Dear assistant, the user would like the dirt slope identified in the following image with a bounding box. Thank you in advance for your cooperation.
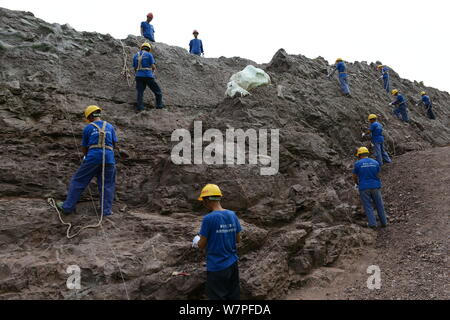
[286,146,450,300]
[0,7,449,299]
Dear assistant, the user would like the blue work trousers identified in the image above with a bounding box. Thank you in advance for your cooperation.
[136,77,163,110]
[339,73,350,94]
[62,161,116,216]
[394,104,409,122]
[425,105,436,120]
[383,76,390,93]
[373,142,391,166]
[359,188,387,227]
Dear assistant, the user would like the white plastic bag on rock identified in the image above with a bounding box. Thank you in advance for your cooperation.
[225,65,271,98]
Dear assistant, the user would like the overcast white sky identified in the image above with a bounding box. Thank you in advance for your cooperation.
[2,0,450,92]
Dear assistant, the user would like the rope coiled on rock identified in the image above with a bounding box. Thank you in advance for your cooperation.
[119,39,133,87]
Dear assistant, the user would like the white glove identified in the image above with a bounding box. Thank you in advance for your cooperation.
[389,102,393,106]
[354,184,359,191]
[361,133,366,137]
[415,103,418,107]
[192,235,200,248]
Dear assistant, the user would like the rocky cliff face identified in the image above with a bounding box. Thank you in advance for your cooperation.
[0,7,449,299]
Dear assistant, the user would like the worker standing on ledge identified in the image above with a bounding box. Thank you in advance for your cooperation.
[366,114,392,166]
[56,106,118,216]
[377,64,390,93]
[133,42,164,111]
[390,89,409,122]
[328,58,351,97]
[416,91,436,120]
[141,12,155,42]
[189,30,204,56]
[353,147,388,229]
[192,184,242,300]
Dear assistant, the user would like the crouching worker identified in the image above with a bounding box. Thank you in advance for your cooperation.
[57,105,118,216]
[353,147,388,228]
[192,184,242,300]
[390,89,409,122]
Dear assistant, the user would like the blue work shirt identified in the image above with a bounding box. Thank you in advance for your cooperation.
[82,120,118,165]
[141,21,155,42]
[422,95,431,106]
[189,39,204,55]
[370,121,385,143]
[336,61,346,74]
[133,51,155,78]
[199,210,242,272]
[382,66,389,79]
[393,94,406,106]
[353,158,382,191]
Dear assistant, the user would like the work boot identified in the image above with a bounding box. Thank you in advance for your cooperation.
[95,207,112,217]
[56,201,74,215]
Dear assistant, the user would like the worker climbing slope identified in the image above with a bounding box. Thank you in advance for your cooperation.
[390,89,409,122]
[56,106,118,216]
[377,64,390,93]
[189,30,204,56]
[416,91,436,120]
[366,114,392,166]
[329,58,351,97]
[353,147,388,229]
[141,12,155,43]
[193,184,242,300]
[133,42,164,111]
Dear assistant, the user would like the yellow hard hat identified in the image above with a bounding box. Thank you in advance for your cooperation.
[198,184,223,201]
[141,42,152,50]
[336,58,343,63]
[356,147,370,157]
[420,91,426,96]
[368,114,377,121]
[391,89,399,95]
[377,65,384,69]
[84,105,101,119]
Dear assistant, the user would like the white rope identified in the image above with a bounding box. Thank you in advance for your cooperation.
[119,39,133,87]
[48,197,102,239]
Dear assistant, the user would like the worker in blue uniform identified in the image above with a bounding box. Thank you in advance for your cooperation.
[329,58,351,97]
[416,91,436,120]
[133,42,164,111]
[57,105,118,216]
[353,147,388,228]
[189,30,204,56]
[141,12,155,42]
[193,184,242,300]
[366,114,392,166]
[377,65,390,93]
[390,89,409,122]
